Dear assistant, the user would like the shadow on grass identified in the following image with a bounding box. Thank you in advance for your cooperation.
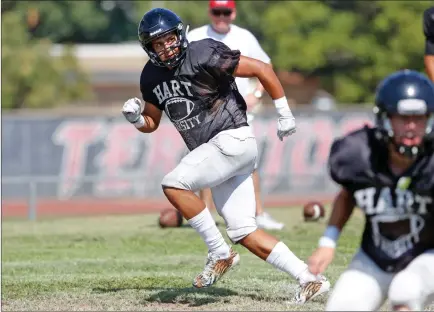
[157,221,223,229]
[143,286,238,307]
[91,277,302,307]
[93,284,238,307]
[141,286,314,307]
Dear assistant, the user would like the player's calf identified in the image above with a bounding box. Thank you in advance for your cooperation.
[162,186,205,219]
[162,187,232,270]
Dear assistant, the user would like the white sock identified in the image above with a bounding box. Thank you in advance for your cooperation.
[266,241,317,284]
[187,208,231,259]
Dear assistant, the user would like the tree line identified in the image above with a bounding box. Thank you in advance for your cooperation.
[1,0,429,109]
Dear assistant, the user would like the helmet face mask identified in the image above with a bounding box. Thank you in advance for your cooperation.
[138,9,188,68]
[374,70,434,159]
[149,32,180,63]
[383,113,431,156]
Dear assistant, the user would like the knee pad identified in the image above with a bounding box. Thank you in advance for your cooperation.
[225,217,257,244]
[161,170,191,191]
[389,271,424,311]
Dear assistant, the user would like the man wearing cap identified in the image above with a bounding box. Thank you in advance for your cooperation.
[188,0,285,231]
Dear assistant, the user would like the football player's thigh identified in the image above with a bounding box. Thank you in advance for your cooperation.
[211,173,256,243]
[326,250,393,311]
[162,127,257,192]
[410,249,434,295]
[163,137,254,192]
[163,142,229,192]
[393,249,434,308]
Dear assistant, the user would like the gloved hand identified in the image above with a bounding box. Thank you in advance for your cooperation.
[122,97,143,124]
[277,115,296,141]
[274,97,297,141]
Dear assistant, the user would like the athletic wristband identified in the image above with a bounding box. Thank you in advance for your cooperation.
[273,96,294,118]
[319,237,337,248]
[318,225,341,248]
[133,115,145,129]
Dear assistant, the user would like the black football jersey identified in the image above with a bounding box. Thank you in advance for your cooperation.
[329,126,434,272]
[424,6,434,55]
[140,38,249,151]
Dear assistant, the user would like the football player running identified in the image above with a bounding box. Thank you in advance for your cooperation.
[187,0,285,231]
[122,8,329,303]
[308,70,434,311]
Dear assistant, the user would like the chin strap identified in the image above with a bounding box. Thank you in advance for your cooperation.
[375,111,430,160]
[392,142,421,159]
[375,128,423,160]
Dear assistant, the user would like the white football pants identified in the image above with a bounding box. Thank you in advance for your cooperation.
[161,126,258,243]
[326,249,434,311]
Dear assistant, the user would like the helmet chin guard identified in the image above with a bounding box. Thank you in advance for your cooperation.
[374,107,434,159]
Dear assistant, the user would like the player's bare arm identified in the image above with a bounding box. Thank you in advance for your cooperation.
[244,62,272,111]
[234,56,284,100]
[250,63,275,105]
[251,61,273,96]
[121,98,162,133]
[425,55,434,82]
[234,56,296,140]
[308,188,355,275]
[137,102,163,133]
[327,187,355,232]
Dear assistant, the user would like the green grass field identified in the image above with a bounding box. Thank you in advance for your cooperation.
[2,206,432,311]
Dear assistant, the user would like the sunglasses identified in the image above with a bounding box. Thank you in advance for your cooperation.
[211,9,232,17]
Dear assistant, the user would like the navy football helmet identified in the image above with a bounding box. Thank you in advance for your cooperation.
[374,69,434,158]
[138,8,188,67]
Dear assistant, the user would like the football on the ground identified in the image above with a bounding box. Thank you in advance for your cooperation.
[158,208,184,228]
[303,201,325,222]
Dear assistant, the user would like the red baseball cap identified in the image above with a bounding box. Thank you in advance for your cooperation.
[209,0,236,10]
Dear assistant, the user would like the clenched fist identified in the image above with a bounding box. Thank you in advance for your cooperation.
[122,97,143,124]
